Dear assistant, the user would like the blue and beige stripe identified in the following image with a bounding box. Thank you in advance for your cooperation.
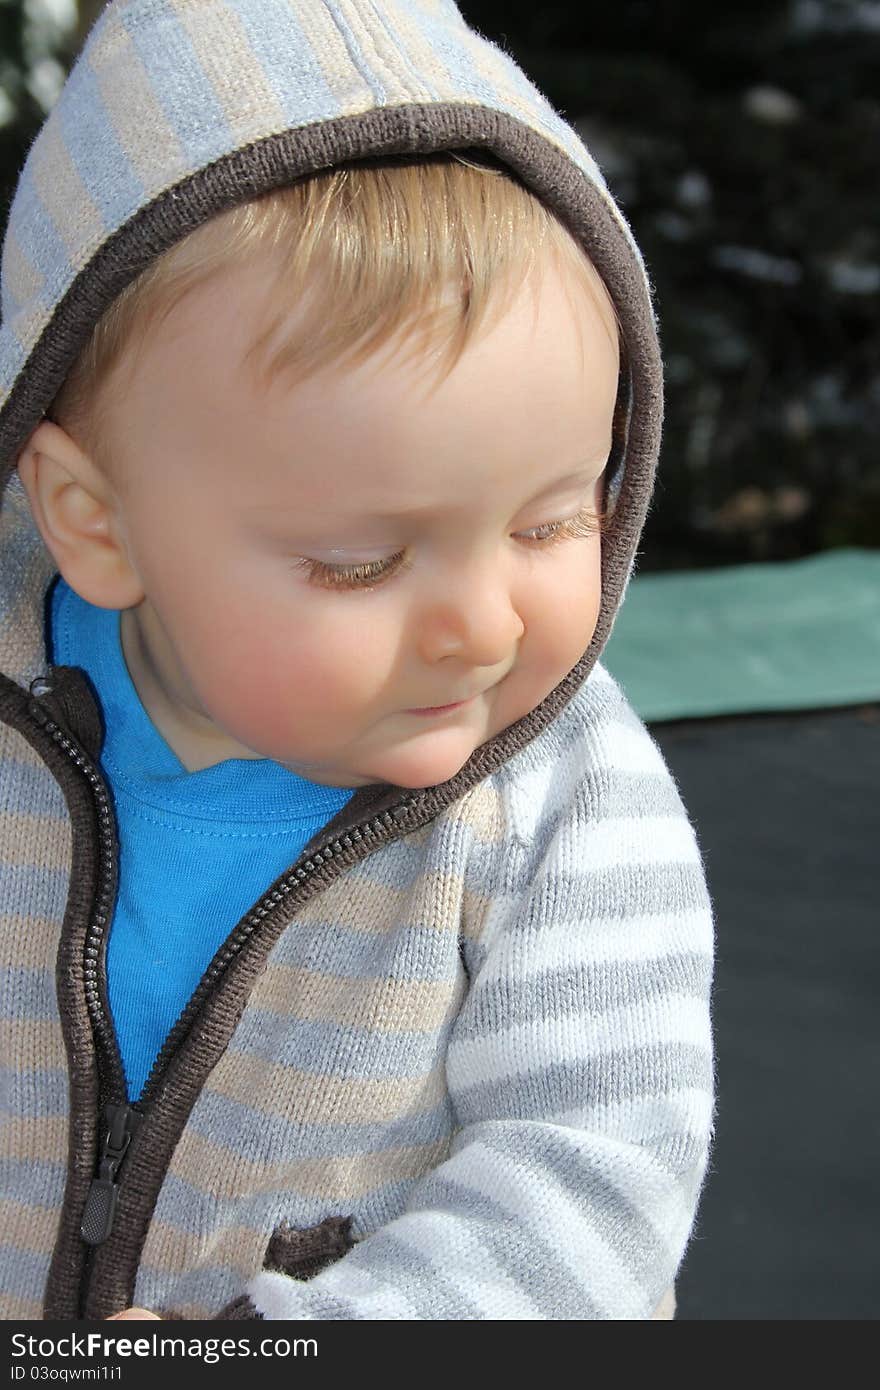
[142,1157,447,1261]
[0,478,58,685]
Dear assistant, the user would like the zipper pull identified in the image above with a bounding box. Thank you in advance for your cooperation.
[28,675,54,727]
[80,1103,140,1246]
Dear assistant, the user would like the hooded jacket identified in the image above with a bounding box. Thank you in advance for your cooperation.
[0,0,714,1320]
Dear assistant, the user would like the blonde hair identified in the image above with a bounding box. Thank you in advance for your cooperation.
[50,150,621,472]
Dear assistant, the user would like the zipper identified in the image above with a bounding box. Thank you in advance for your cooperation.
[27,676,134,1318]
[27,673,417,1316]
[28,677,125,1102]
[80,1101,141,1244]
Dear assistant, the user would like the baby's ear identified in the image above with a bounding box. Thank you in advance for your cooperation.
[17,419,144,610]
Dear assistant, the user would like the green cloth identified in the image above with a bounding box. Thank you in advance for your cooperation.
[603,548,880,722]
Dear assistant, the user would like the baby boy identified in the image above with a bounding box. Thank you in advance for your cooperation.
[0,0,714,1320]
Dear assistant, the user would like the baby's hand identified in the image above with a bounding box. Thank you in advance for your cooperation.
[106,1308,161,1320]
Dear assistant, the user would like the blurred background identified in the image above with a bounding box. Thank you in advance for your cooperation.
[1,0,877,1320]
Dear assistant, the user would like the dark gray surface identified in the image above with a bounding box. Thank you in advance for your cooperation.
[651,705,880,1320]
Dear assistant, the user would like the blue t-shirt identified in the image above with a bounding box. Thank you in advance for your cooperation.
[49,578,357,1100]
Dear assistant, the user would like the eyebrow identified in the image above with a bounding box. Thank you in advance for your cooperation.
[338,463,605,521]
[244,461,606,522]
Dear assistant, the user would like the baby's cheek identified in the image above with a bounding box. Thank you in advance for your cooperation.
[280,623,386,709]
[203,621,378,747]
[549,549,603,656]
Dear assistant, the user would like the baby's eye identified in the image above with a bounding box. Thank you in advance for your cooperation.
[291,505,606,591]
[291,554,412,590]
[519,508,605,545]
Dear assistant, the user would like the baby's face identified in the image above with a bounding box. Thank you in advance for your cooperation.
[109,248,619,788]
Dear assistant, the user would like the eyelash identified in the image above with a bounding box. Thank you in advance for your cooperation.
[290,505,608,592]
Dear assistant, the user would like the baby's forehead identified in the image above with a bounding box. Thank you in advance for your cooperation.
[155,235,618,381]
[102,239,619,499]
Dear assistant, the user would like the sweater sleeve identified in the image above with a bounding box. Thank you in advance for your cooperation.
[216,699,716,1321]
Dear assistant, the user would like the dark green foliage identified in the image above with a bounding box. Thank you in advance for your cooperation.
[462,1,880,567]
[0,2,44,229]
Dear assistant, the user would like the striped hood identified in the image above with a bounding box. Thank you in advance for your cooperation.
[0,0,662,741]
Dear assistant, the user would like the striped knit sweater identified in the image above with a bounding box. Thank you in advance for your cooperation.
[0,1,715,1320]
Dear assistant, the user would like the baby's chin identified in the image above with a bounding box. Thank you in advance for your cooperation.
[362,727,497,791]
[274,732,482,792]
[251,692,522,790]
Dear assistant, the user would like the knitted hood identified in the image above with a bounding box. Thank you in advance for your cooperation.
[0,0,663,788]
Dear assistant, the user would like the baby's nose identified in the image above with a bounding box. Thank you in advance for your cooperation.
[416,568,525,668]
